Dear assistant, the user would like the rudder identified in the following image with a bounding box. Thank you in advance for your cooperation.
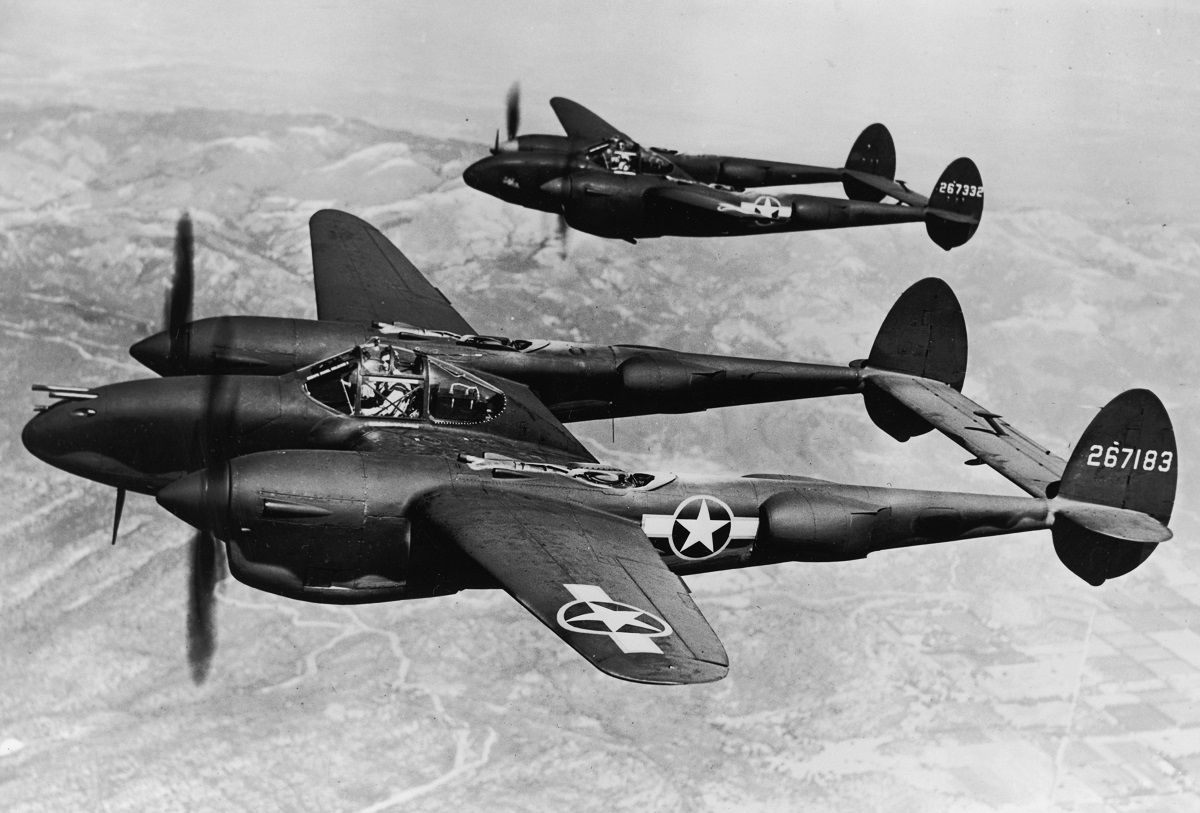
[1052,389,1176,585]
[842,123,896,203]
[862,278,967,441]
[925,157,984,251]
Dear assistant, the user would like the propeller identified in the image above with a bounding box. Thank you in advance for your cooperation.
[505,81,521,142]
[163,212,226,684]
[186,317,231,685]
[165,213,194,370]
[187,527,221,684]
[112,213,195,546]
[491,82,522,155]
[557,213,569,260]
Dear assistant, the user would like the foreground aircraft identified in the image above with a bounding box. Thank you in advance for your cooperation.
[462,90,984,250]
[23,230,1175,684]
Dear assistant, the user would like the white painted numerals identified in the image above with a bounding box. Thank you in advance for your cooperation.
[937,182,983,198]
[1085,445,1173,472]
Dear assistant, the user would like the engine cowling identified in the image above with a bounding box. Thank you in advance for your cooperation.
[157,450,488,604]
[754,491,880,563]
[618,355,724,413]
[559,172,651,238]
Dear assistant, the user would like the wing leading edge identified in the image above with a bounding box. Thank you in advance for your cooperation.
[414,487,728,684]
[309,209,475,334]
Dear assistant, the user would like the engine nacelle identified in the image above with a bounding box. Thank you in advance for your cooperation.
[560,172,651,238]
[160,451,487,604]
[754,491,880,563]
[618,355,724,413]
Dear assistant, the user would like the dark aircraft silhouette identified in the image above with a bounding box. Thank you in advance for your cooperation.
[23,219,1173,685]
[462,91,984,250]
[129,210,903,424]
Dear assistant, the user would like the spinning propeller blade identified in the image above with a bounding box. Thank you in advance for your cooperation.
[186,312,231,685]
[166,214,194,369]
[158,211,227,684]
[505,81,521,142]
[187,528,220,684]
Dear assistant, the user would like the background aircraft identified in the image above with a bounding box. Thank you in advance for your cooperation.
[463,89,983,250]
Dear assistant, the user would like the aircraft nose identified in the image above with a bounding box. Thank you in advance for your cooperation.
[130,330,173,375]
[462,159,491,191]
[21,406,63,465]
[22,392,101,465]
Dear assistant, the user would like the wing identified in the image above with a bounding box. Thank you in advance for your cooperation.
[646,185,791,223]
[864,368,1066,498]
[549,97,630,142]
[414,487,728,684]
[309,209,475,333]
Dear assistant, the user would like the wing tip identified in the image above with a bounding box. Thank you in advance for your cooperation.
[595,654,729,685]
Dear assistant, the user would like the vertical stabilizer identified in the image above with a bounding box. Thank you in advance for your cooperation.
[1052,389,1176,585]
[842,123,896,202]
[862,278,967,441]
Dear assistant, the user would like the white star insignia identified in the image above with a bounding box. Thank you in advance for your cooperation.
[676,499,730,553]
[571,602,659,633]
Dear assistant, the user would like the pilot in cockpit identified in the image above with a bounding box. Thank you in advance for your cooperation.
[351,346,421,419]
[608,138,637,173]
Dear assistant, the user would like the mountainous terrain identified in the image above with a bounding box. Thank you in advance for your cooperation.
[1,105,1197,812]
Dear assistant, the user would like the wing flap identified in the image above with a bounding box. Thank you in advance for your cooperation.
[310,209,475,333]
[865,369,1066,497]
[415,488,728,684]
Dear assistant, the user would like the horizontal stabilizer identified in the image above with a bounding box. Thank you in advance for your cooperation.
[868,377,1175,586]
[1051,498,1172,544]
[841,170,928,207]
[862,370,1065,497]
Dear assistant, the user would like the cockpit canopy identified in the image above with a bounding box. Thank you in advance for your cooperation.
[302,342,505,425]
[585,137,674,176]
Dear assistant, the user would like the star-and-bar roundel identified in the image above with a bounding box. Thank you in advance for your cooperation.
[556,584,673,654]
[641,495,759,561]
